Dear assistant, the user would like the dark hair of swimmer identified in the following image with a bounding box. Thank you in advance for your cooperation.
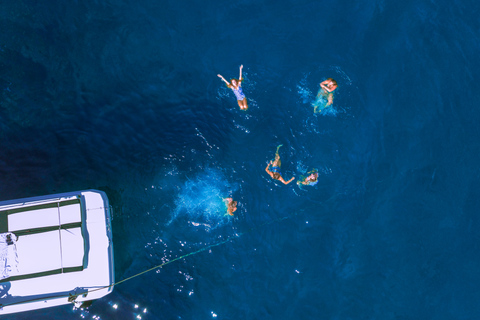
[272,172,281,180]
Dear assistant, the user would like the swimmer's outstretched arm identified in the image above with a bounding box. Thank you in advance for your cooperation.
[265,162,274,178]
[239,65,243,81]
[279,176,295,185]
[217,74,230,85]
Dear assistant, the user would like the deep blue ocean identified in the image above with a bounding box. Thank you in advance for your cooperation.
[1,0,480,319]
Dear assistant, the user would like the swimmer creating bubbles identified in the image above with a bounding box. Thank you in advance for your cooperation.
[223,197,238,216]
[297,169,319,186]
[265,145,295,185]
[217,65,249,111]
[313,78,338,113]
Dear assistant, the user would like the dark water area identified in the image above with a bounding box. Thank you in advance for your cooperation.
[1,0,480,319]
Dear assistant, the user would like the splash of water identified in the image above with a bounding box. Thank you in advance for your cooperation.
[297,69,351,117]
[296,76,313,104]
[169,168,238,229]
[313,101,339,116]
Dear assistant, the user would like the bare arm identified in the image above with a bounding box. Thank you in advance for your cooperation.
[229,205,238,215]
[265,162,274,178]
[321,80,337,93]
[223,198,235,216]
[217,74,230,86]
[326,93,333,106]
[320,81,330,92]
[279,176,295,185]
[239,65,243,81]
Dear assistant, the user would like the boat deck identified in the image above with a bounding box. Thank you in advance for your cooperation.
[0,190,114,315]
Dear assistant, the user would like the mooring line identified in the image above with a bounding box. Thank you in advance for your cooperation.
[2,210,303,309]
[85,209,303,298]
[94,236,234,293]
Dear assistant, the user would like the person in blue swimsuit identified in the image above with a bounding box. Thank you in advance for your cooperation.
[297,169,319,186]
[313,78,338,113]
[265,145,295,185]
[217,65,248,110]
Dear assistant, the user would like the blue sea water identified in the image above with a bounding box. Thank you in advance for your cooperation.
[1,0,480,319]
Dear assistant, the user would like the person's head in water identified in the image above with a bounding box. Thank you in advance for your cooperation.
[228,200,237,216]
[327,78,337,85]
[321,78,337,92]
[298,170,319,186]
[224,197,237,216]
[306,172,318,182]
[230,79,240,87]
[272,172,281,180]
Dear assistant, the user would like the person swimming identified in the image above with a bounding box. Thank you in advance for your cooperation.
[297,169,319,186]
[313,78,338,113]
[223,197,238,216]
[265,145,295,185]
[217,65,248,111]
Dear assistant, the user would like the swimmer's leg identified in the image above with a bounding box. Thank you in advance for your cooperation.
[276,144,283,154]
[273,144,283,166]
[313,96,327,113]
[241,98,248,111]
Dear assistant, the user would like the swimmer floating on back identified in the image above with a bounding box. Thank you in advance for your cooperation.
[217,65,248,111]
[223,197,237,216]
[265,145,295,185]
[313,78,338,113]
[297,169,319,186]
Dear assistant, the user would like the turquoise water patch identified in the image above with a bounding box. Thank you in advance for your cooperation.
[297,73,342,117]
[169,168,238,229]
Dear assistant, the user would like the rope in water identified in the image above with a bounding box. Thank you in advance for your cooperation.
[88,236,235,296]
[1,210,302,308]
[76,209,302,300]
[0,236,236,309]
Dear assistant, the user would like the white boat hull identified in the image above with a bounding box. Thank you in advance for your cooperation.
[0,190,114,315]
